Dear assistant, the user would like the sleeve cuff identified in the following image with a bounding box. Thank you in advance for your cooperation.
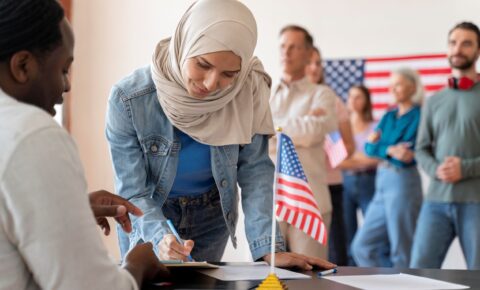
[120,267,140,290]
[378,145,389,159]
[249,234,286,261]
[461,159,474,179]
[128,228,166,258]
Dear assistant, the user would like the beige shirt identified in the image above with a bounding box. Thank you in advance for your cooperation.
[270,77,338,214]
[0,90,137,290]
[326,98,350,185]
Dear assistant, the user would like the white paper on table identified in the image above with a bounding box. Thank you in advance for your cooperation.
[197,265,310,281]
[323,273,469,290]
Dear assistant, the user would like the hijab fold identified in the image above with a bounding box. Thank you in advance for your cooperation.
[151,0,274,146]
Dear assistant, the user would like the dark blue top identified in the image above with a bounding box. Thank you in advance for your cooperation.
[365,105,421,167]
[169,129,215,197]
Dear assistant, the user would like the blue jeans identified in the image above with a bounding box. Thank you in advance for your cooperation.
[351,164,422,268]
[410,201,480,269]
[162,187,229,262]
[342,169,376,266]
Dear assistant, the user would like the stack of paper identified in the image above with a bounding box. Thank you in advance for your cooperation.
[322,273,469,290]
[198,264,310,281]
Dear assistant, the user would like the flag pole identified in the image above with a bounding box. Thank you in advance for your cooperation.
[270,127,282,274]
[257,127,288,290]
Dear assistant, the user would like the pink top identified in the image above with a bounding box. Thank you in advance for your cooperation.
[355,122,377,154]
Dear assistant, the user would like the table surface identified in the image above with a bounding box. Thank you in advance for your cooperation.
[143,265,480,290]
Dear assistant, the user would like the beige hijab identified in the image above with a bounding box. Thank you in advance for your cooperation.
[151,0,274,146]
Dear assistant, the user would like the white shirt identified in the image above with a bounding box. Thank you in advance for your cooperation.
[270,77,338,214]
[0,90,138,290]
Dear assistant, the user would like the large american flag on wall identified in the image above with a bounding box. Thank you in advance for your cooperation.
[275,133,327,245]
[323,53,451,119]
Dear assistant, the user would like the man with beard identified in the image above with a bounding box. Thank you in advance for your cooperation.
[410,22,480,270]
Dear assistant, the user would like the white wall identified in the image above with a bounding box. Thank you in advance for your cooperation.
[70,0,478,267]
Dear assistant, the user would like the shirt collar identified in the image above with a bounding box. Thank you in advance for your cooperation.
[0,87,10,100]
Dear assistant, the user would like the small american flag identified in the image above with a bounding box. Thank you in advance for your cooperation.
[324,130,348,168]
[274,132,327,245]
[323,53,451,119]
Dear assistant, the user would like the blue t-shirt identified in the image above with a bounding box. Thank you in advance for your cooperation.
[169,129,215,197]
[365,105,421,167]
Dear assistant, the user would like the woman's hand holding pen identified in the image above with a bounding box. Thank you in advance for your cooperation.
[159,234,194,261]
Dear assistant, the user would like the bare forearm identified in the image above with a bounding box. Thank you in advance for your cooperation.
[339,154,379,170]
[339,120,355,158]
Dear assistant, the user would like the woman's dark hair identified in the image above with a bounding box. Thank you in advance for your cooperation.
[350,84,374,122]
[0,0,65,62]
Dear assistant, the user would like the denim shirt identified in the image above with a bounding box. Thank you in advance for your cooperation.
[106,66,285,261]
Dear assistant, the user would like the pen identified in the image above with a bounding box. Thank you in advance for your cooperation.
[317,268,337,277]
[166,219,194,262]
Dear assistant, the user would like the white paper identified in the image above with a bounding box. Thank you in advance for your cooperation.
[323,273,469,290]
[197,265,310,281]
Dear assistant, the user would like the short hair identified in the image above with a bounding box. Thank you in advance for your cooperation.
[279,25,314,48]
[391,67,424,105]
[448,22,480,48]
[0,0,65,62]
[349,84,374,122]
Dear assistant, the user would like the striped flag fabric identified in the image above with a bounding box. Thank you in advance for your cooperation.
[323,53,451,119]
[274,132,327,245]
[324,130,348,168]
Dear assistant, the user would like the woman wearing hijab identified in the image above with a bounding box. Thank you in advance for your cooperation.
[106,0,335,270]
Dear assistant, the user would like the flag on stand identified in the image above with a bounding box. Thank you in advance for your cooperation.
[323,53,451,120]
[324,130,348,168]
[274,132,327,245]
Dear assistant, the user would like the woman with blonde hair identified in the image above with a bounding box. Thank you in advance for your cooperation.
[351,68,424,268]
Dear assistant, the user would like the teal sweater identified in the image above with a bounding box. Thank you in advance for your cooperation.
[416,82,480,202]
[365,106,420,168]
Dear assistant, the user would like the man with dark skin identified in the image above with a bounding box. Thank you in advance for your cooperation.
[0,0,168,289]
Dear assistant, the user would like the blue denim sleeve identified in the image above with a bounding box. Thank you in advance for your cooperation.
[237,134,286,261]
[105,86,168,257]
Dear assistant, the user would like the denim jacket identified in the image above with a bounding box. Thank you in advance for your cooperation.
[106,66,285,261]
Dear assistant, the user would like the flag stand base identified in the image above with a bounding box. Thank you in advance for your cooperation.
[256,273,288,289]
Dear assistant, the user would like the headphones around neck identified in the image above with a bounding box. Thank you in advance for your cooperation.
[448,76,476,90]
